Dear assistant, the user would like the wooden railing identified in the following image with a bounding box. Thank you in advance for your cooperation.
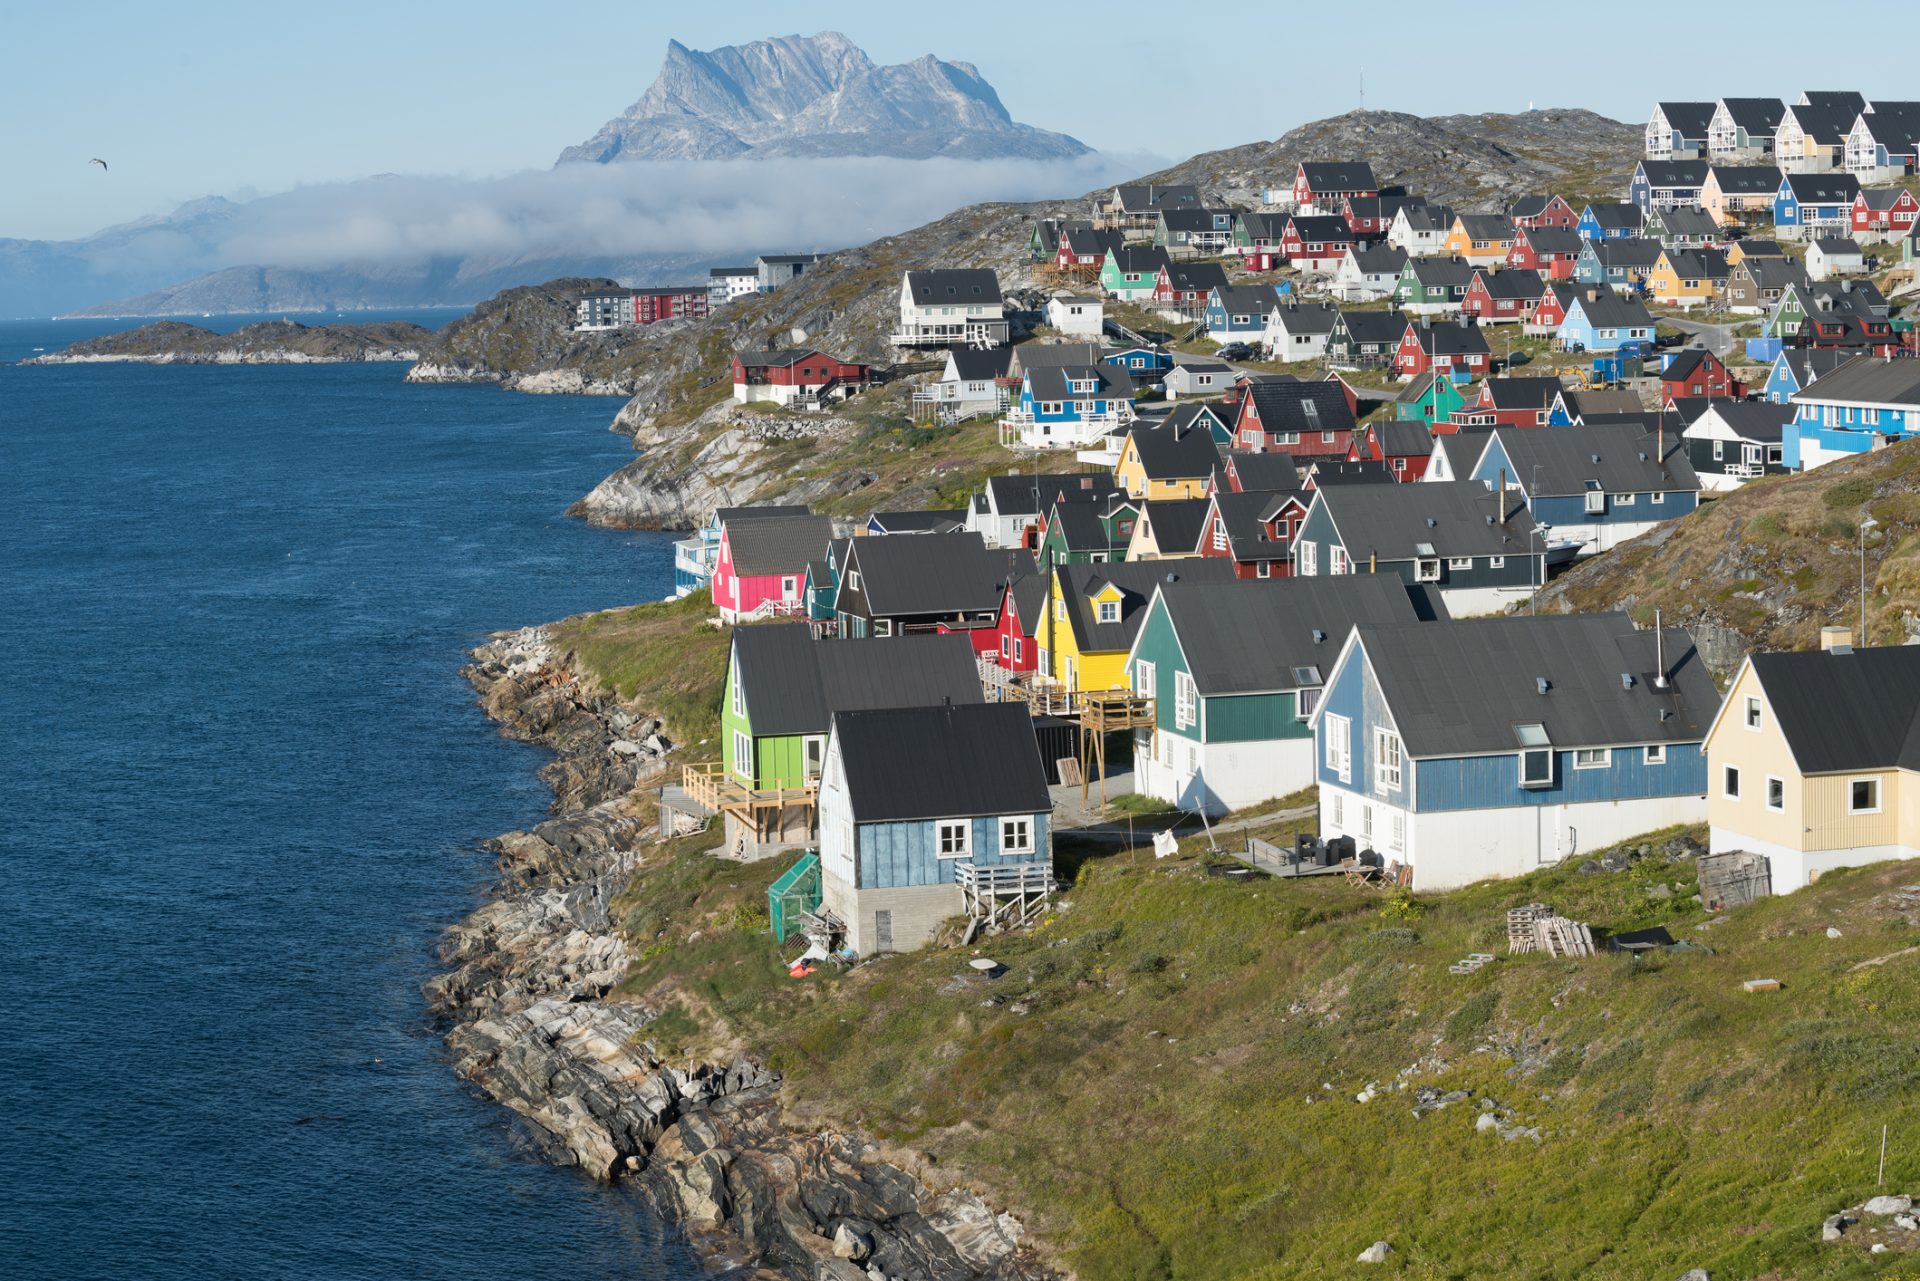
[682,762,817,819]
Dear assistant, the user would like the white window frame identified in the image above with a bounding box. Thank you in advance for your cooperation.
[1723,764,1741,800]
[1848,777,1882,815]
[1175,672,1198,730]
[1415,557,1441,583]
[1765,775,1786,813]
[1296,686,1322,721]
[1744,696,1762,731]
[1298,540,1318,576]
[1324,712,1352,782]
[1573,747,1611,770]
[1613,492,1636,506]
[1331,792,1343,826]
[733,730,753,781]
[1651,491,1666,505]
[936,819,972,858]
[1097,599,1120,624]
[1000,816,1035,854]
[1331,546,1350,575]
[1135,659,1156,697]
[1489,555,1506,568]
[1374,729,1403,794]
[730,673,744,718]
[1448,556,1473,571]
[1645,744,1667,765]
[873,619,893,637]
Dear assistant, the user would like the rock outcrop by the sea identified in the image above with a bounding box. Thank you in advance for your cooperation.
[25,318,430,365]
[432,625,1051,1279]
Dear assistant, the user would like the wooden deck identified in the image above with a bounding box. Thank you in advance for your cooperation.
[682,762,816,827]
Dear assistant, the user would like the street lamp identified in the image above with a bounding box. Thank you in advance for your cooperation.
[1861,517,1880,647]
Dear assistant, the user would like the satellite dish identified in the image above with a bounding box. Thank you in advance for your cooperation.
[789,327,808,345]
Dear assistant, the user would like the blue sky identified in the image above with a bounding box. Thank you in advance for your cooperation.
[3,0,1910,241]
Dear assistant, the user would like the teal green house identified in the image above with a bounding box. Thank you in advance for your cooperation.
[1392,370,1468,424]
[1038,495,1139,568]
[1101,245,1172,302]
[1125,576,1433,815]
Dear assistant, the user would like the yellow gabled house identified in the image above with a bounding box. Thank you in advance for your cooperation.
[1125,498,1211,560]
[1443,214,1517,266]
[1039,559,1233,691]
[1114,419,1223,501]
[1646,247,1730,308]
[1706,633,1920,896]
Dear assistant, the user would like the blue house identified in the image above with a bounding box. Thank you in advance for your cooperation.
[816,702,1055,955]
[1557,289,1657,353]
[1203,283,1281,345]
[1573,239,1661,293]
[1783,356,1920,471]
[1762,348,1858,405]
[1310,613,1715,890]
[1001,361,1136,450]
[1103,345,1175,381]
[1629,160,1709,214]
[1577,203,1646,241]
[1470,422,1700,557]
[1774,172,1861,241]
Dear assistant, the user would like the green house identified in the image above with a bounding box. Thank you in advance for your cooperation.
[1123,576,1432,815]
[1101,245,1172,302]
[1392,370,1468,424]
[1392,258,1475,313]
[720,624,984,852]
[1038,495,1140,569]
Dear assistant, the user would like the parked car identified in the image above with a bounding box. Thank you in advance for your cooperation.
[1217,342,1257,361]
[1506,350,1532,367]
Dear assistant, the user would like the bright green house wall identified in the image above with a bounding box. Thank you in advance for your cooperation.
[722,646,812,789]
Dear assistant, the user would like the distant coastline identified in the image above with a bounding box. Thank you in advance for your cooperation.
[23,318,432,366]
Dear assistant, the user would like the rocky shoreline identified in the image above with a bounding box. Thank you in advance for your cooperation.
[429,625,1052,1281]
[23,318,432,366]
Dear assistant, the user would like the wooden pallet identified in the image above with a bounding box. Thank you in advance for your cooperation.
[1535,916,1595,958]
[1506,903,1555,954]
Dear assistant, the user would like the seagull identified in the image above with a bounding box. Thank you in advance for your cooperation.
[89,158,108,172]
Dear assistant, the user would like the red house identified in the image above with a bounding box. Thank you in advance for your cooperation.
[1506,226,1584,280]
[1232,381,1356,457]
[710,513,832,624]
[1293,161,1380,214]
[1281,215,1358,273]
[1341,195,1417,237]
[1154,261,1230,309]
[1214,449,1302,494]
[1198,488,1306,578]
[1395,319,1491,380]
[1057,225,1124,273]
[968,572,1046,673]
[732,349,872,406]
[1852,188,1920,238]
[1349,419,1435,481]
[1452,376,1565,428]
[1527,282,1579,334]
[1460,270,1543,324]
[1508,194,1579,230]
[1658,349,1743,400]
[632,286,710,324]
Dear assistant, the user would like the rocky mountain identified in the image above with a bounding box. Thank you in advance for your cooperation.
[557,32,1088,163]
[22,318,430,365]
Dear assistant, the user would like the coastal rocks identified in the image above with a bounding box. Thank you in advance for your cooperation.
[569,417,869,530]
[25,318,430,365]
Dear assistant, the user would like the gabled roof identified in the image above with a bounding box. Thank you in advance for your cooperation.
[1312,480,1536,561]
[1334,308,1411,345]
[1130,420,1223,481]
[905,269,1004,305]
[735,347,840,370]
[1584,203,1646,231]
[1306,460,1397,487]
[948,346,1015,382]
[832,702,1053,824]
[1718,97,1786,134]
[1856,102,1920,152]
[1486,421,1698,498]
[1708,165,1783,195]
[1732,237,1786,258]
[1352,613,1716,757]
[1507,194,1553,218]
[733,625,983,738]
[1478,376,1566,410]
[1244,380,1357,436]
[1057,559,1233,654]
[1404,257,1477,287]
[1398,204,1457,233]
[1161,206,1239,233]
[1455,213,1515,240]
[985,472,1120,517]
[1637,159,1710,187]
[1556,388,1645,419]
[1405,320,1492,358]
[1660,247,1731,281]
[1238,210,1290,239]
[1656,102,1717,136]
[1136,498,1212,554]
[1346,243,1410,275]
[869,509,967,534]
[1108,244,1173,275]
[1688,399,1792,444]
[1211,283,1281,316]
[1287,214,1356,242]
[1568,290,1656,330]
[1221,450,1301,492]
[1747,647,1920,774]
[1519,227,1584,255]
[1781,172,1862,203]
[1015,342,1111,373]
[1046,500,1128,554]
[1474,270,1546,301]
[1736,256,1810,291]
[1368,419,1435,458]
[1007,563,1050,638]
[1858,187,1917,212]
[717,504,811,527]
[1781,98,1859,147]
[727,515,833,577]
[846,531,1010,616]
[1298,161,1379,191]
[1265,300,1342,335]
[1210,487,1303,559]
[1113,183,1201,213]
[1773,347,1858,387]
[1584,237,1665,271]
[1028,363,1133,401]
[1651,207,1720,238]
[1789,356,1920,407]
[1660,348,1722,382]
[1062,225,1126,257]
[1161,261,1231,293]
[1158,576,1428,695]
[1811,236,1865,257]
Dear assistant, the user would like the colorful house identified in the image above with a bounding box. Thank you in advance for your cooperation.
[1312,613,1714,890]
[1232,211,1290,269]
[1128,576,1431,814]
[1036,495,1139,568]
[1703,165,1784,227]
[1326,309,1412,370]
[1773,94,1863,174]
[711,514,833,623]
[732,349,871,406]
[833,531,1009,641]
[1784,356,1920,470]
[1645,206,1721,248]
[1452,377,1564,429]
[1509,194,1580,230]
[1292,480,1541,616]
[1460,269,1543,324]
[1125,498,1211,561]
[1001,361,1136,451]
[1154,207,1239,256]
[1281,215,1357,273]
[1646,102,1715,160]
[1100,245,1173,302]
[1682,400,1793,491]
[1659,348,1743,401]
[1389,372,1466,431]
[1761,347,1856,405]
[1506,226,1584,280]
[1526,281,1581,336]
[1393,256,1476,315]
[1197,488,1307,577]
[1444,214,1518,266]
[1646,247,1731,308]
[982,566,1050,675]
[1557,289,1656,353]
[1115,420,1223,501]
[1038,559,1233,693]
[1629,159,1709,213]
[1775,172,1862,240]
[1203,283,1282,345]
[1574,237,1662,293]
[1353,417,1436,479]
[1577,203,1646,241]
[1232,380,1357,456]
[1470,422,1701,557]
[1844,105,1920,183]
[1153,261,1231,313]
[817,702,1054,955]
[1293,161,1380,214]
[1851,188,1920,241]
[1395,318,1491,381]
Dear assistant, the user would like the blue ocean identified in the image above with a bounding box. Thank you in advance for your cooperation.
[0,314,706,1279]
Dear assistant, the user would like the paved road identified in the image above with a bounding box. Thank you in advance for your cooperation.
[1666,316,1737,357]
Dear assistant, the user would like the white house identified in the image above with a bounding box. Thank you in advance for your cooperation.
[1806,237,1867,281]
[1387,204,1456,257]
[893,269,1009,348]
[1261,300,1342,364]
[1332,244,1410,301]
[1045,292,1106,338]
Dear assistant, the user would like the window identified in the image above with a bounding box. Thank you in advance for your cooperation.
[1325,712,1352,781]
[1297,686,1322,721]
[1516,723,1553,788]
[730,673,744,718]
[1766,776,1785,812]
[1331,793,1344,826]
[848,570,861,592]
[1000,635,1011,658]
[937,819,971,857]
[1651,491,1665,505]
[1744,695,1762,731]
[1256,560,1273,579]
[1175,672,1197,729]
[1135,660,1155,696]
[1448,556,1473,570]
[1613,493,1636,506]
[1375,729,1403,793]
[1723,765,1741,799]
[1645,744,1667,765]
[1415,558,1441,582]
[1298,541,1318,576]
[1850,777,1881,814]
[1212,521,1227,551]
[1573,748,1611,769]
[1332,547,1350,576]
[873,619,892,638]
[1098,600,1120,624]
[1584,483,1605,514]
[733,730,753,780]
[1489,555,1506,569]
[1014,639,1023,663]
[1390,812,1405,853]
[1055,599,1066,622]
[1001,816,1034,854]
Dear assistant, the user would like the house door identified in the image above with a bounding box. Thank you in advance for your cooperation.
[803,736,825,784]
[874,910,894,954]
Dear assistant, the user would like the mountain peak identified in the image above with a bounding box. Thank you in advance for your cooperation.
[557,32,1088,164]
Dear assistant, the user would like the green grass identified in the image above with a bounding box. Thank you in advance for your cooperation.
[1107,792,1179,816]
[548,591,732,748]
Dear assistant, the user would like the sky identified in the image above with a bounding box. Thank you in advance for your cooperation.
[3,0,1915,241]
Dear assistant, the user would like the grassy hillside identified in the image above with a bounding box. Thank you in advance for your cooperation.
[1542,436,1920,677]
[616,811,1920,1280]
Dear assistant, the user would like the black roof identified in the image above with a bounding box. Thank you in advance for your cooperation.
[905,269,1004,305]
[1520,227,1584,255]
[1335,309,1411,345]
[1475,270,1545,301]
[1244,380,1357,437]
[1789,356,1920,407]
[1709,165,1783,195]
[1057,559,1233,654]
[1688,400,1792,444]
[735,347,842,370]
[1113,183,1201,213]
[1298,161,1379,191]
[1163,261,1231,292]
[1221,450,1302,492]
[1130,420,1223,480]
[1479,377,1566,410]
[1656,102,1717,136]
[832,702,1053,824]
[717,504,811,526]
[1651,207,1720,238]
[1484,422,1699,498]
[1660,349,1718,382]
[1028,363,1133,401]
[1288,214,1355,242]
[1266,300,1342,335]
[1306,459,1397,487]
[1210,488,1302,559]
[1718,97,1785,134]
[1405,257,1476,287]
[1312,480,1537,560]
[1584,238,1664,271]
[1136,498,1212,554]
[1782,172,1861,203]
[727,515,833,576]
[846,531,1010,615]
[1569,290,1656,330]
[1407,320,1492,357]
[1352,613,1717,757]
[1638,159,1710,187]
[1347,243,1410,274]
[985,472,1119,517]
[1213,283,1283,316]
[1046,500,1130,554]
[1748,647,1920,774]
[1154,575,1429,695]
[1109,244,1172,275]
[869,508,967,534]
[1584,203,1645,231]
[732,625,983,737]
[948,347,1015,381]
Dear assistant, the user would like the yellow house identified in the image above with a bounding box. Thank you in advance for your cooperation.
[1725,238,1786,267]
[1039,559,1232,691]
[1646,248,1726,308]
[1701,166,1779,227]
[1443,214,1516,266]
[1115,420,1221,501]
[1706,634,1920,896]
[1126,498,1211,560]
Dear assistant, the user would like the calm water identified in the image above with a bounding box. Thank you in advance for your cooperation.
[0,317,705,1280]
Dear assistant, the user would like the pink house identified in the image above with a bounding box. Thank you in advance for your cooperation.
[710,513,832,623]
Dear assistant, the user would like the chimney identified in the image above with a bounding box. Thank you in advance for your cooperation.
[1498,468,1508,523]
[1820,624,1853,652]
[1653,608,1669,689]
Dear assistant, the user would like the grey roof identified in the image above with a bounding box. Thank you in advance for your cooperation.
[1335,309,1411,345]
[1479,377,1566,410]
[1014,341,1110,374]
[735,347,844,370]
[832,702,1053,824]
[1108,245,1172,275]
[1651,207,1720,238]
[1212,284,1281,316]
[1399,204,1457,233]
[1136,498,1212,554]
[1130,420,1223,480]
[1735,257,1808,292]
[1298,161,1379,191]
[1237,210,1290,240]
[1221,450,1301,492]
[985,472,1119,517]
[1312,480,1537,561]
[1775,347,1858,387]
[1028,363,1133,401]
[1507,195,1553,218]
[1163,261,1231,293]
[710,265,757,278]
[1157,576,1426,695]
[1748,647,1920,774]
[1782,98,1860,146]
[846,531,1010,616]
[1661,247,1731,280]
[1781,173,1861,204]
[1407,320,1491,357]
[1638,160,1709,187]
[1161,207,1240,233]
[1519,227,1584,255]
[1007,563,1049,638]
[1789,356,1920,407]
[1708,165,1782,195]
[1486,422,1699,498]
[733,625,983,738]
[1584,203,1645,231]
[717,504,811,526]
[1244,380,1357,437]
[727,515,833,576]
[1455,213,1514,240]
[948,347,1015,382]
[1660,349,1720,382]
[1347,243,1410,275]
[1045,501,1125,554]
[1405,257,1477,287]
[1367,419,1436,457]
[1734,238,1786,258]
[1859,188,1915,212]
[1656,102,1717,136]
[1585,238,1664,271]
[1307,460,1397,486]
[1857,102,1920,152]
[1558,388,1645,419]
[1113,183,1201,213]
[1569,289,1656,330]
[1265,300,1342,336]
[1719,97,1785,134]
[1353,613,1717,757]
[1210,487,1302,559]
[1063,225,1126,257]
[1688,400,1792,444]
[905,269,1004,305]
[1475,270,1545,301]
[1057,559,1233,654]
[1812,236,1864,256]
[869,508,967,534]
[1287,215,1355,242]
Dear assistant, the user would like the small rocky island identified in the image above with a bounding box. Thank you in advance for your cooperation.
[24,318,432,365]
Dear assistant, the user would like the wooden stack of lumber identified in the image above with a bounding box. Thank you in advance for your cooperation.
[1506,903,1554,954]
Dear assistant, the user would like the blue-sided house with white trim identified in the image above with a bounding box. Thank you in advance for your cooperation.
[1784,356,1920,471]
[1309,613,1714,890]
[1470,422,1700,557]
[1774,172,1861,241]
[1557,288,1656,353]
[817,702,1055,956]
[1203,283,1282,345]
